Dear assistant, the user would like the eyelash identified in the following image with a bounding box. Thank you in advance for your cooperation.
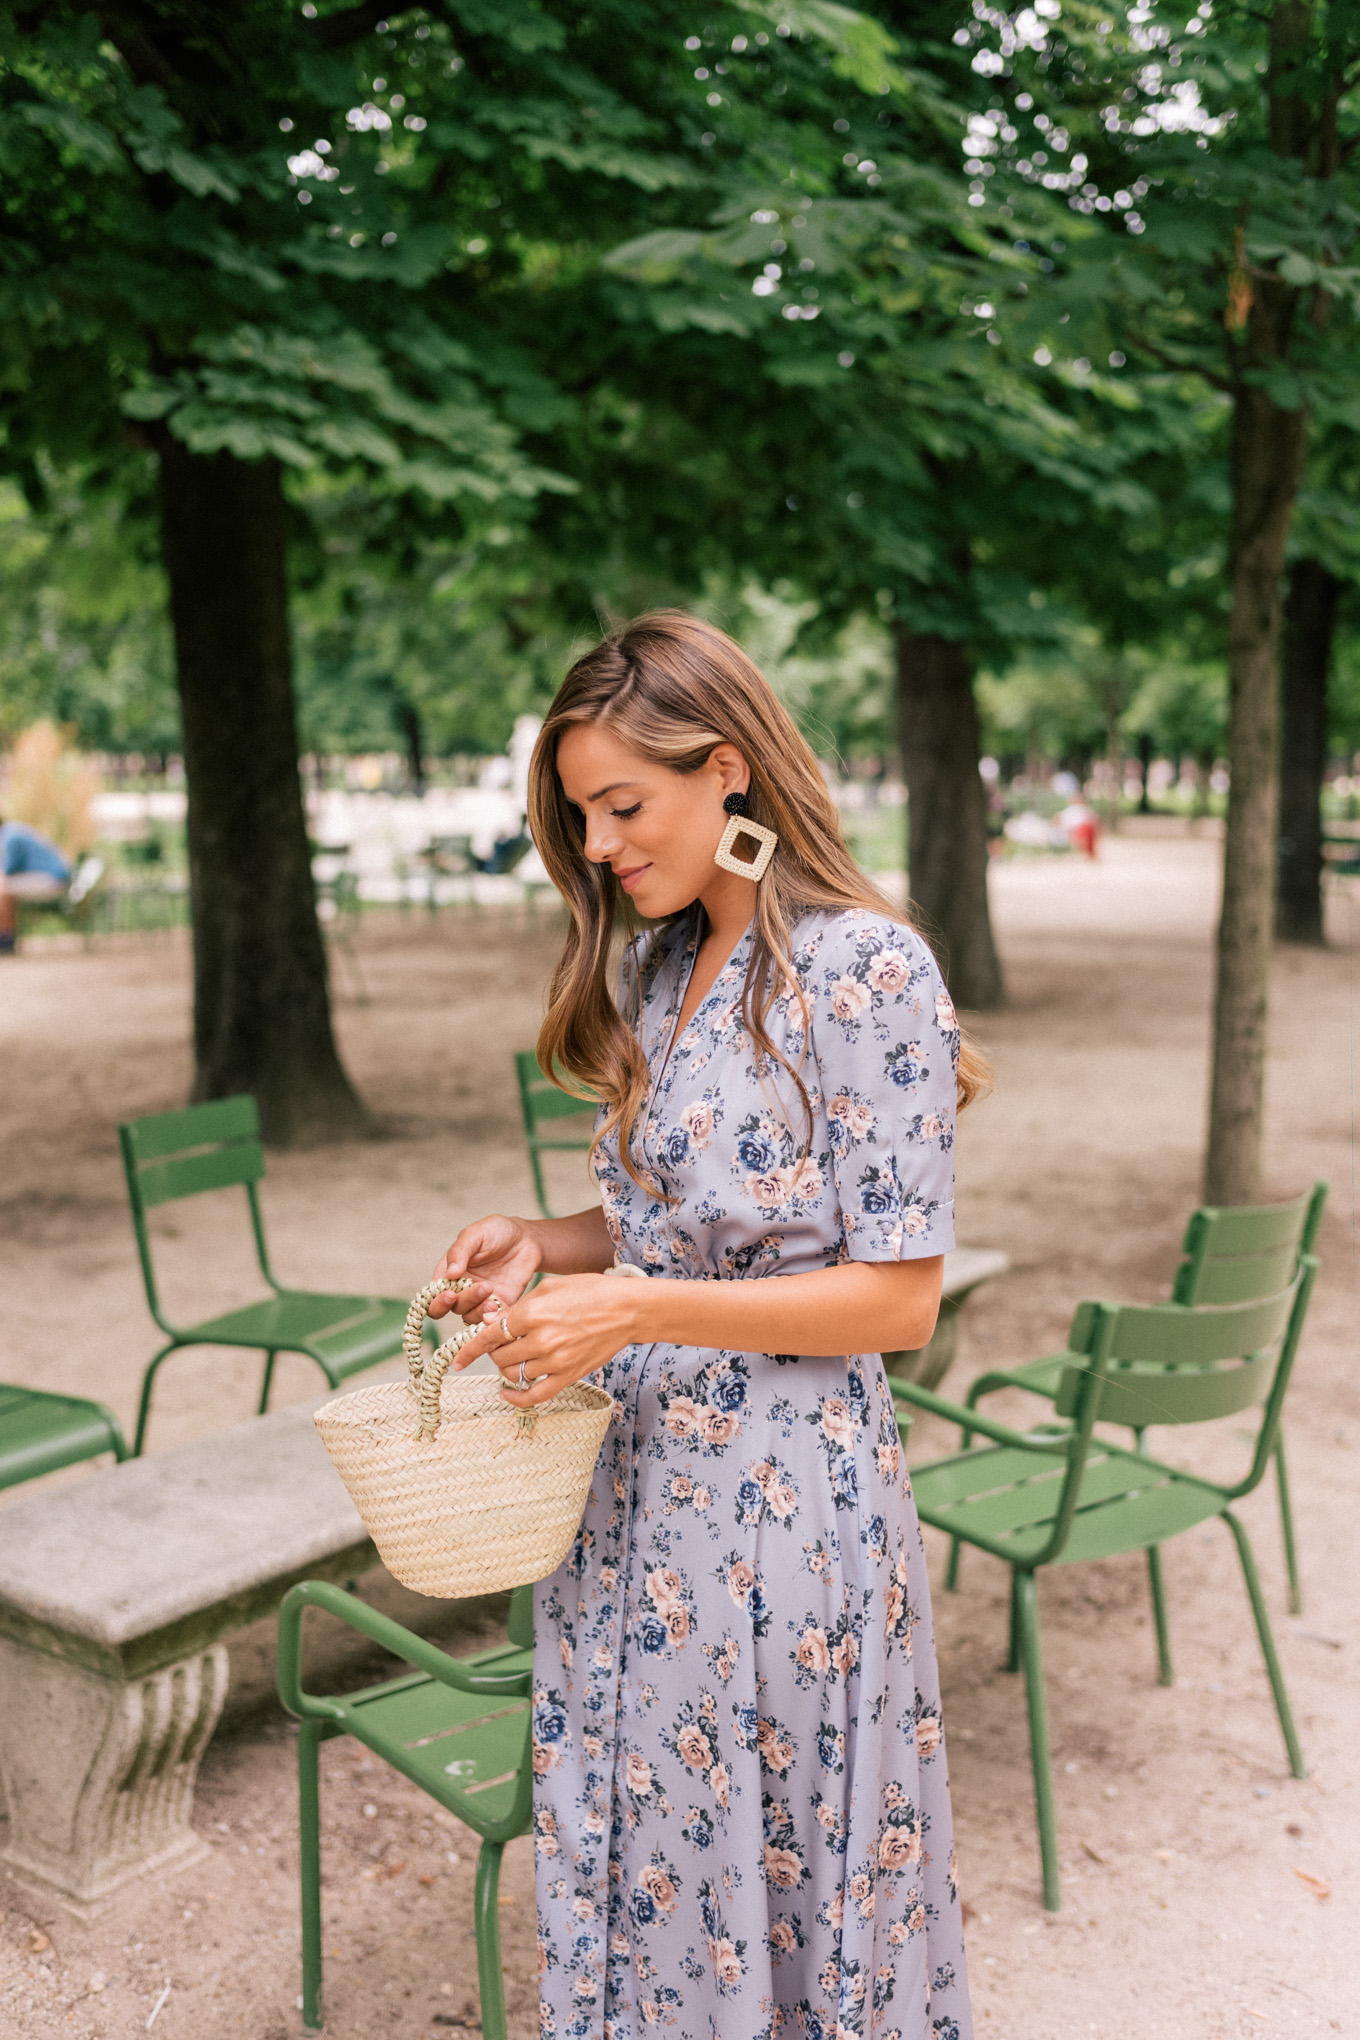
[611,803,642,820]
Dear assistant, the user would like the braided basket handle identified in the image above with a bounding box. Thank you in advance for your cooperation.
[402,1260,646,1442]
[403,1278,490,1440]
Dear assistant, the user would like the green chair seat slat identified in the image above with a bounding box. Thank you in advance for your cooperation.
[1055,1350,1276,1428]
[123,1095,261,1163]
[1052,1471,1225,1565]
[913,1440,1068,1511]
[0,1388,124,1491]
[135,1139,265,1209]
[915,1441,1224,1563]
[916,1442,1138,1543]
[342,1659,533,1824]
[1188,1244,1300,1304]
[182,1293,410,1368]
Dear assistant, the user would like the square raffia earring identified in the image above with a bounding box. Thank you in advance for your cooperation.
[714,790,779,881]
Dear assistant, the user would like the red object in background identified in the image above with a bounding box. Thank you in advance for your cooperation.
[1060,800,1100,859]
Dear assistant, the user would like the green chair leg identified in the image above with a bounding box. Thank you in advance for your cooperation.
[133,1342,179,1456]
[1222,1509,1305,1780]
[945,1400,984,1592]
[298,1719,325,2033]
[1006,1566,1022,1673]
[1013,1569,1061,1911]
[1273,1431,1302,1616]
[1146,1545,1174,1687]
[474,1839,509,2040]
[258,1349,280,1416]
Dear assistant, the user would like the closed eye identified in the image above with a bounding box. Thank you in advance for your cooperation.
[610,802,642,820]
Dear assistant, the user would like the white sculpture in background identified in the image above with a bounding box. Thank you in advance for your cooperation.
[510,713,541,814]
[508,714,552,885]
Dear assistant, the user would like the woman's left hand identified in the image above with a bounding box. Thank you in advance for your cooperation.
[452,1273,648,1408]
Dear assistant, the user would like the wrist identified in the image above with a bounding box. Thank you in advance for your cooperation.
[624,1277,665,1347]
[517,1218,548,1268]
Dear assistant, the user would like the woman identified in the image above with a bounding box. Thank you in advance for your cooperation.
[435,613,982,2040]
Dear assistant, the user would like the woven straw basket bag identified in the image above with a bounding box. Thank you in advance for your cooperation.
[313,1273,621,1599]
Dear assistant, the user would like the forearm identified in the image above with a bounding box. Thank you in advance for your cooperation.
[627,1257,943,1359]
[525,1204,615,1276]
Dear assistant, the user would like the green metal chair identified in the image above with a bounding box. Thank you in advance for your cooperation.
[892,1261,1317,1911]
[120,1096,419,1455]
[950,1182,1327,1610]
[513,1051,598,1220]
[277,1579,535,2038]
[0,1382,128,1490]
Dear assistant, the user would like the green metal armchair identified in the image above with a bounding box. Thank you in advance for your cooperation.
[119,1095,419,1454]
[277,1580,535,2038]
[893,1261,1317,1911]
[950,1183,1327,1610]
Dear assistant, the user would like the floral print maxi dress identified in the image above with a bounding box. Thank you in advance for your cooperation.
[533,907,973,2040]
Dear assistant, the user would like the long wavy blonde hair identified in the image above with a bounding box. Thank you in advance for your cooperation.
[529,611,989,1187]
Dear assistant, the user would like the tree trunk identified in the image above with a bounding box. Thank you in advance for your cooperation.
[1203,0,1323,1205]
[893,628,1005,1009]
[398,698,426,797]
[1204,362,1307,1204]
[157,442,367,1145]
[1275,555,1339,945]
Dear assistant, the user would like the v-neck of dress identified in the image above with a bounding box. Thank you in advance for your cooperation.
[650,910,752,1099]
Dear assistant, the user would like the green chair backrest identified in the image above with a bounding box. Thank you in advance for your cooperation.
[1055,1280,1302,1431]
[119,1096,271,1327]
[513,1052,599,1218]
[1171,1182,1326,1306]
[514,1051,598,1136]
[1039,1261,1316,1565]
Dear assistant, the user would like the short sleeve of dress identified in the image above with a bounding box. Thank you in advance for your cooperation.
[800,910,959,1261]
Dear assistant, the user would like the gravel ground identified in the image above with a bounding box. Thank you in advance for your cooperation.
[1,829,1355,2039]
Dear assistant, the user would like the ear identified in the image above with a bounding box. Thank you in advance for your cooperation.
[707,743,750,802]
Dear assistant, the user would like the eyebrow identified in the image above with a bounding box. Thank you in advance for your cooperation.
[585,781,639,803]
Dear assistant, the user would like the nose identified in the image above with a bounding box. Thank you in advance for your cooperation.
[582,811,623,866]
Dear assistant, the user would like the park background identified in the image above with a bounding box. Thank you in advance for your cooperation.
[1,2,1358,2037]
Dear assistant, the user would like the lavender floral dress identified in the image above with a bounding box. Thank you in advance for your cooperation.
[533,907,973,2040]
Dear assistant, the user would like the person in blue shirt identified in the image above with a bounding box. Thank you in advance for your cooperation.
[0,816,72,952]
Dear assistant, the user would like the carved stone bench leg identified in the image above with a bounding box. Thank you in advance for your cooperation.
[0,1637,228,1911]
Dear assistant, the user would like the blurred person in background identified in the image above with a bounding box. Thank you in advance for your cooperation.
[0,813,72,953]
[1058,794,1100,859]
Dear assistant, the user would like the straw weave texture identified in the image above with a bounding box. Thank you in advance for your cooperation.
[313,1277,615,1599]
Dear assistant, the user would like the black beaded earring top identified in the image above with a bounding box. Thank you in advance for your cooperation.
[723,791,751,818]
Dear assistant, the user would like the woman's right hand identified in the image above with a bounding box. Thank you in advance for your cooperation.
[427,1215,544,1325]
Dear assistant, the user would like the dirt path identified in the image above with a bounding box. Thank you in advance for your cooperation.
[1,834,1356,2039]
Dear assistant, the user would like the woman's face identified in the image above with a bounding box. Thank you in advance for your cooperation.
[555,722,750,920]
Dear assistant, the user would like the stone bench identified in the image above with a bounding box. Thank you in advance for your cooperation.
[882,1245,1011,1391]
[0,1394,388,1912]
[0,1264,1008,1915]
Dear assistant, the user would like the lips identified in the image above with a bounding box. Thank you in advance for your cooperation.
[616,863,651,894]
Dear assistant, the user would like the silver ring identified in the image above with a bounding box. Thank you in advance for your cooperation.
[516,1357,529,1391]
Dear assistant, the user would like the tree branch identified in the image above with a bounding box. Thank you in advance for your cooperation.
[1125,325,1232,394]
